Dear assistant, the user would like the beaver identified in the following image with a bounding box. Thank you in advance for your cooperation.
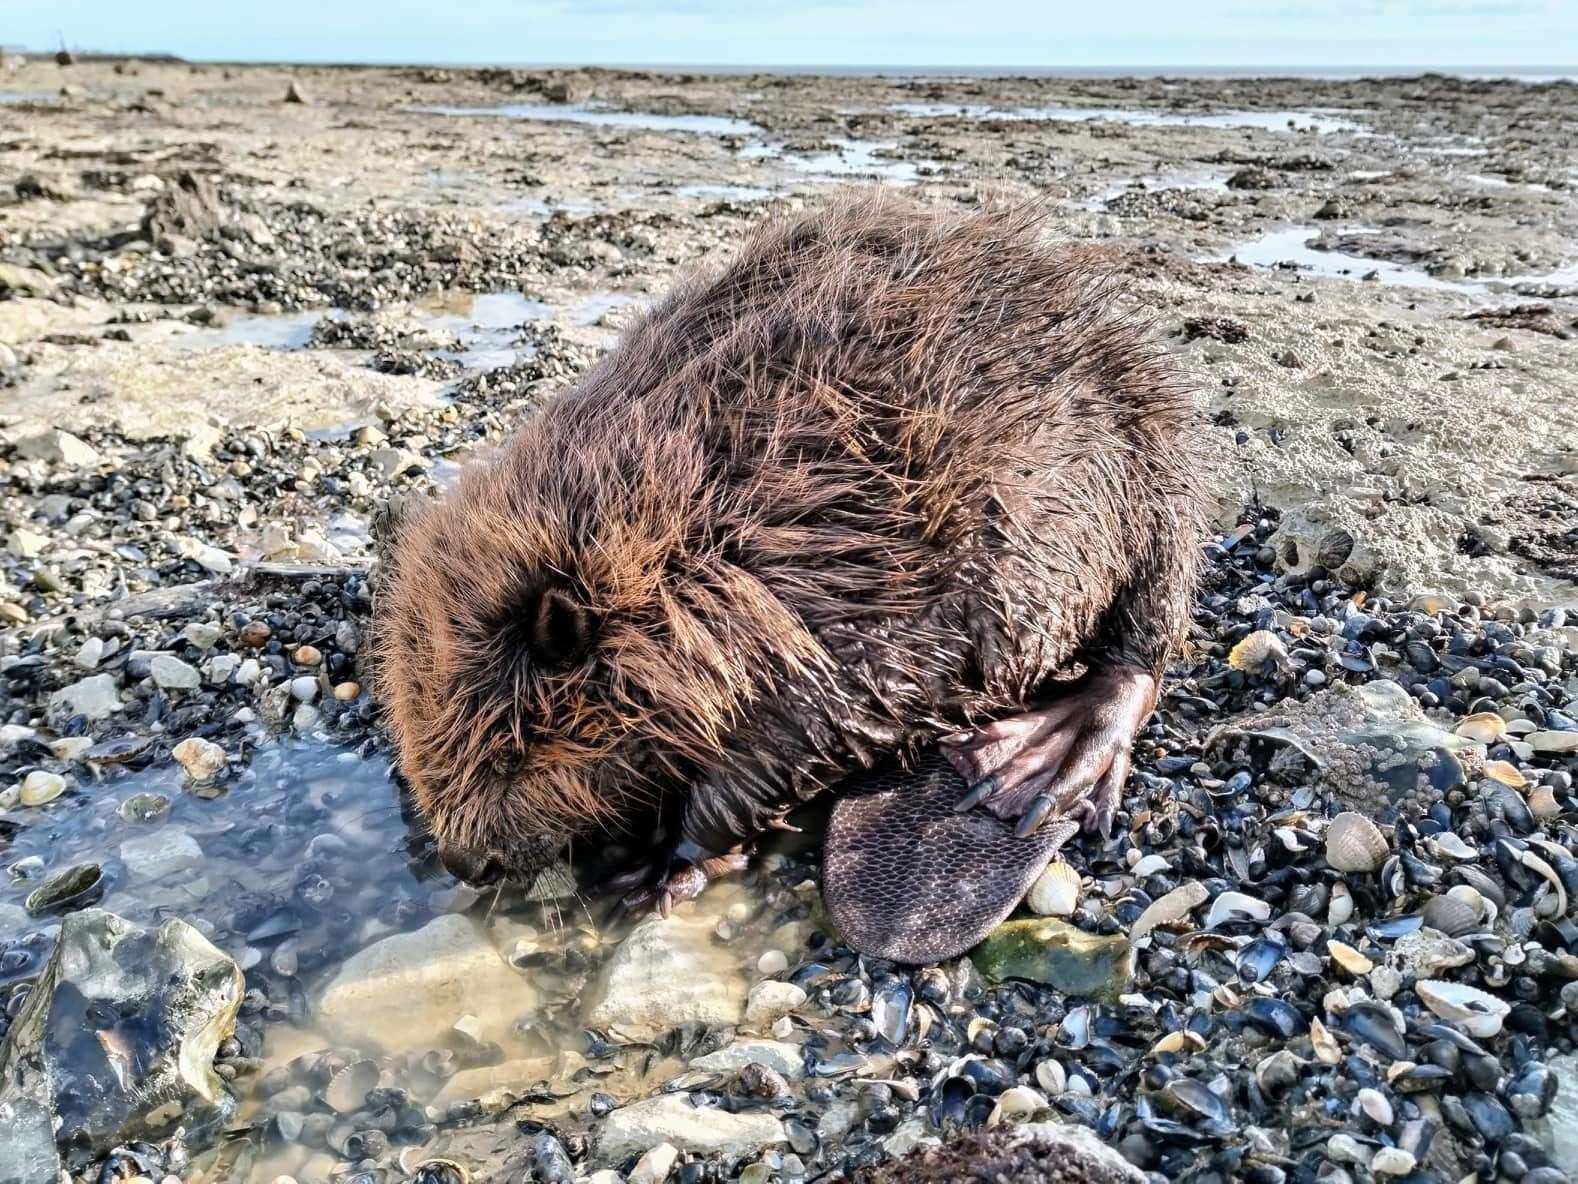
[374,190,1207,962]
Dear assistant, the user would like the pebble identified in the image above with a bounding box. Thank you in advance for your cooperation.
[49,673,122,720]
[1370,1147,1416,1175]
[74,637,105,669]
[745,981,808,1027]
[629,1143,678,1184]
[289,676,320,702]
[172,737,227,782]
[149,655,201,691]
[332,681,361,701]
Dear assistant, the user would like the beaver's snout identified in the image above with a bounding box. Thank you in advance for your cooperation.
[436,841,506,886]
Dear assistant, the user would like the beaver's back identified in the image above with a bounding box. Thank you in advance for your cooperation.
[377,190,1205,858]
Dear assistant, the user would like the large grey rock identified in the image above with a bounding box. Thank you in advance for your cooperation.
[1533,1053,1578,1169]
[597,1093,786,1161]
[0,910,242,1176]
[13,429,99,468]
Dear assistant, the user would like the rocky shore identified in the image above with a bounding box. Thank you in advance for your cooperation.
[0,55,1576,1184]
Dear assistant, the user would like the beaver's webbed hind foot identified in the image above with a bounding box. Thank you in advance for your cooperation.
[942,665,1156,839]
[604,840,751,919]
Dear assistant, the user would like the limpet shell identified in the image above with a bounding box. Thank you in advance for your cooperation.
[1325,812,1389,874]
[1454,713,1506,744]
[1327,882,1355,926]
[1034,1059,1067,1095]
[1415,980,1510,1038]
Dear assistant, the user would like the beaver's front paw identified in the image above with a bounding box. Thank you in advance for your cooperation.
[940,665,1155,839]
[604,839,750,918]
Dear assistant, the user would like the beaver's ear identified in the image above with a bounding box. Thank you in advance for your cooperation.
[530,586,597,669]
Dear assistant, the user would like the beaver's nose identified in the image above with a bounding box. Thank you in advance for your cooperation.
[437,842,505,886]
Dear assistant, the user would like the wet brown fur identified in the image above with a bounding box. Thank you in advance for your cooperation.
[373,190,1209,867]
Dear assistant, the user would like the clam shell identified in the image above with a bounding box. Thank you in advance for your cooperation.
[325,1057,379,1115]
[19,770,66,807]
[1327,882,1355,926]
[1034,1059,1066,1095]
[1454,712,1506,744]
[1425,832,1477,863]
[987,1085,1048,1128]
[1520,848,1569,919]
[1026,860,1081,917]
[1528,785,1561,820]
[1415,980,1510,1038]
[1483,759,1528,789]
[1309,1017,1342,1065]
[1421,891,1485,938]
[1325,812,1389,874]
[1328,939,1374,975]
[1130,880,1209,945]
[1205,890,1273,930]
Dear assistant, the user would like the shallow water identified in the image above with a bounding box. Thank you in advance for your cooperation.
[178,310,326,350]
[415,289,550,369]
[413,102,761,136]
[674,181,776,202]
[1076,169,1232,210]
[1222,226,1578,294]
[0,90,54,105]
[0,734,659,1178]
[773,138,927,183]
[893,101,1366,134]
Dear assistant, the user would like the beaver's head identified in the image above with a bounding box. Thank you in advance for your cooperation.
[371,393,825,887]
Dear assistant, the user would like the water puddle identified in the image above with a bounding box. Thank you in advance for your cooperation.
[765,139,926,183]
[0,735,693,1180]
[1463,172,1552,192]
[0,90,55,105]
[1076,169,1231,210]
[413,290,549,370]
[413,103,760,136]
[176,310,325,350]
[674,182,775,202]
[893,101,1365,134]
[1221,226,1578,294]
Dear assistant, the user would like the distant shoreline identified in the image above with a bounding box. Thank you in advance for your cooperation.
[8,51,1576,82]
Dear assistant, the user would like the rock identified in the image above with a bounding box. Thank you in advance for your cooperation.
[1532,1053,1578,1168]
[585,898,750,1040]
[6,526,48,557]
[120,827,203,881]
[317,914,536,1052]
[174,537,234,574]
[149,654,201,691]
[630,1142,679,1184]
[50,673,122,720]
[180,622,224,650]
[13,428,100,468]
[1390,927,1475,978]
[141,170,226,243]
[1206,679,1482,815]
[172,736,226,781]
[745,980,808,1027]
[369,446,424,478]
[1529,730,1578,754]
[597,1093,786,1161]
[973,918,1135,1001]
[74,637,105,669]
[690,1039,806,1079]
[0,910,242,1175]
[284,78,310,104]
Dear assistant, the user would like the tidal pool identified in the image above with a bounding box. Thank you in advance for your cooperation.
[893,101,1366,134]
[413,103,761,136]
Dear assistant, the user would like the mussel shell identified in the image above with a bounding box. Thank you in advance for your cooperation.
[870,974,913,1047]
[1339,1001,1407,1060]
[24,863,105,916]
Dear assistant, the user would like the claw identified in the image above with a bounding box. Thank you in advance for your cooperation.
[955,775,998,813]
[766,816,802,833]
[1015,793,1055,837]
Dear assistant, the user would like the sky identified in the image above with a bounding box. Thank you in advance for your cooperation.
[9,0,1577,69]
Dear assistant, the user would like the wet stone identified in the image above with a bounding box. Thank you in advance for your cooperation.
[596,1093,787,1162]
[0,909,242,1174]
[972,918,1135,1001]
